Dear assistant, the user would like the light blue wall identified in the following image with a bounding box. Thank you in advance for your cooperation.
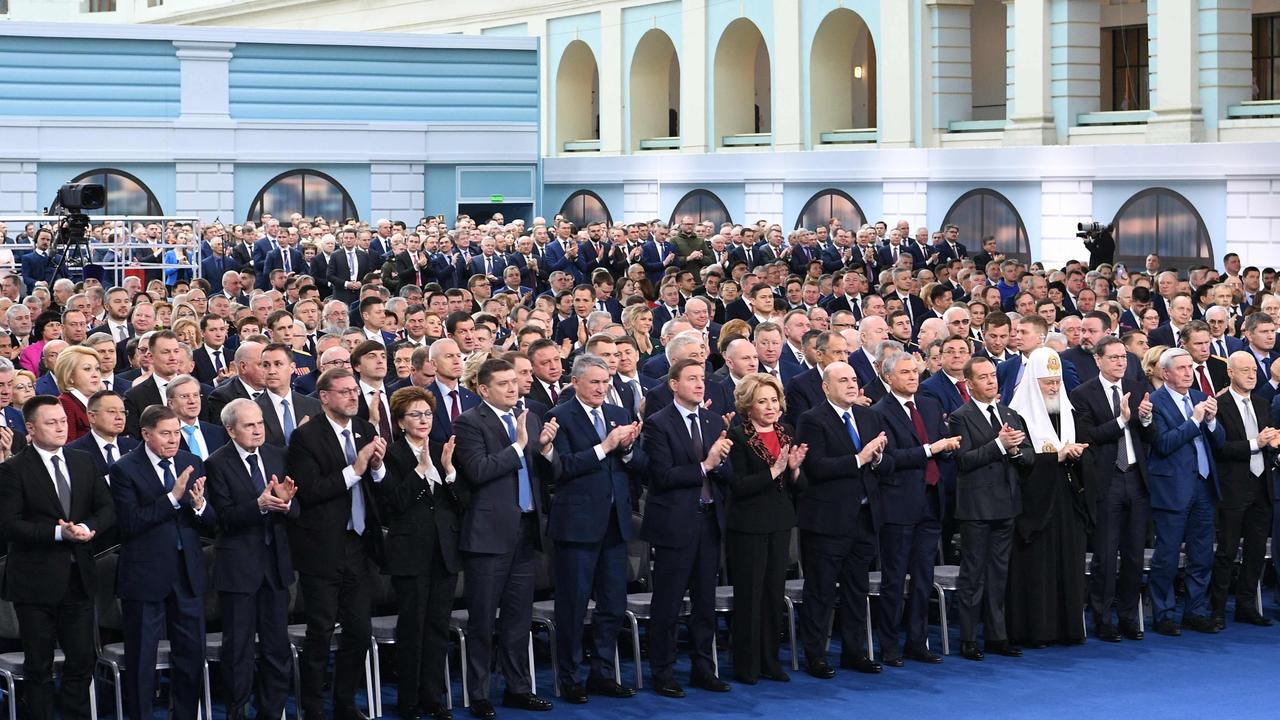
[0,37,179,118]
[1091,180,1226,261]
[926,182,1044,258]
[621,1,683,150]
[458,167,537,202]
[38,163,176,215]
[482,23,529,37]
[425,165,459,224]
[799,1,881,149]
[784,182,884,228]
[233,164,371,223]
[228,44,538,123]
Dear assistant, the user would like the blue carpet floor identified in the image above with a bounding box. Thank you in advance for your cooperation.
[107,596,1280,719]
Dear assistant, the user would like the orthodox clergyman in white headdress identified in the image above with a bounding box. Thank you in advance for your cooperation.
[1005,347,1091,647]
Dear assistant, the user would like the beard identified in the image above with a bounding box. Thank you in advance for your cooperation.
[1043,394,1060,414]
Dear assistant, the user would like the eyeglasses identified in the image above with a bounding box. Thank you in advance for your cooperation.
[402,411,433,420]
[1101,354,1127,361]
[322,387,360,396]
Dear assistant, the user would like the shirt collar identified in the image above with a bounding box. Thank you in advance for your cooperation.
[672,400,699,419]
[576,397,603,419]
[482,400,513,420]
[233,441,262,463]
[827,400,853,419]
[32,444,63,467]
[91,429,118,449]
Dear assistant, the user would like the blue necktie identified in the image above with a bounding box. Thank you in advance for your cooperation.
[343,429,366,535]
[593,408,606,441]
[246,453,272,545]
[159,458,182,549]
[1183,395,1210,479]
[181,424,205,459]
[283,250,291,274]
[502,413,534,512]
[281,398,295,442]
[843,411,862,451]
[103,443,115,465]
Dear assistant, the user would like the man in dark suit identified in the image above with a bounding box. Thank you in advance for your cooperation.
[110,405,216,720]
[640,236,676,287]
[1241,312,1280,405]
[947,356,1033,660]
[784,331,848,426]
[1070,336,1155,641]
[20,229,59,291]
[66,390,138,483]
[640,358,732,697]
[453,358,560,717]
[204,341,268,426]
[393,237,433,290]
[192,315,233,387]
[1208,351,1278,628]
[545,355,645,702]
[1182,321,1230,396]
[468,240,508,281]
[933,225,968,266]
[257,342,323,446]
[263,241,305,284]
[1147,348,1226,636]
[874,235,924,272]
[327,230,375,304]
[200,245,240,294]
[0,396,114,720]
[872,352,959,666]
[206,399,298,720]
[287,366,387,720]
[426,339,479,444]
[796,361,895,678]
[123,331,185,439]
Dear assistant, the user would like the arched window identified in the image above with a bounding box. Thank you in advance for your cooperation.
[810,8,876,141]
[794,189,866,231]
[559,190,612,228]
[941,188,1031,262]
[58,169,162,216]
[1112,188,1212,269]
[247,170,357,225]
[556,40,600,152]
[630,29,680,151]
[713,18,771,145]
[669,190,732,229]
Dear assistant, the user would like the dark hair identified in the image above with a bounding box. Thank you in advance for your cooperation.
[1243,312,1275,333]
[21,394,61,425]
[148,330,179,352]
[476,358,514,387]
[444,311,473,336]
[1083,310,1112,330]
[527,338,559,358]
[199,313,226,331]
[928,285,952,303]
[963,355,995,381]
[350,339,386,367]
[359,296,385,314]
[1178,320,1211,344]
[669,357,702,382]
[86,389,123,413]
[261,342,294,361]
[1094,335,1124,358]
[139,404,178,430]
[983,311,1012,330]
[266,309,293,330]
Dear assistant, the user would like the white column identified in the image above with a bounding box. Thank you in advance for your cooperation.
[1146,0,1205,143]
[623,181,660,224]
[1199,0,1252,141]
[882,181,929,232]
[370,164,426,222]
[1039,179,1092,268]
[173,41,234,121]
[529,17,553,157]
[0,162,38,216]
[928,0,974,131]
[598,6,624,155]
[175,162,235,224]
[1004,0,1016,122]
[681,0,709,154]
[772,0,804,151]
[1049,0,1099,143]
[1225,178,1280,267]
[1003,0,1055,145]
[744,182,785,228]
[879,0,916,147]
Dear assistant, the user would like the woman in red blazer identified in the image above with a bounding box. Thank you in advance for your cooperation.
[55,346,104,442]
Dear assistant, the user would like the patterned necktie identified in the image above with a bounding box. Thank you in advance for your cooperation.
[1241,396,1264,476]
[957,379,971,403]
[343,429,366,535]
[159,459,182,549]
[1182,395,1210,479]
[103,443,115,465]
[212,348,224,372]
[1111,384,1130,469]
[593,408,606,442]
[1197,365,1213,395]
[688,412,712,503]
[449,389,461,422]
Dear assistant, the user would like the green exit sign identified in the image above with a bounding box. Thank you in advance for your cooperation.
[489,194,504,203]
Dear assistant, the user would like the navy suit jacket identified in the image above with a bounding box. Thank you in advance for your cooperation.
[468,253,507,280]
[872,393,952,525]
[545,400,645,544]
[109,446,216,601]
[67,432,139,480]
[649,304,680,339]
[178,420,229,458]
[200,255,239,293]
[205,442,297,593]
[848,349,878,390]
[875,244,924,271]
[1148,386,1226,511]
[426,382,480,444]
[264,247,306,279]
[934,242,969,265]
[640,239,675,286]
[3,407,25,436]
[639,403,731,548]
[919,371,965,417]
[783,368,825,426]
[20,251,59,290]
[796,402,895,535]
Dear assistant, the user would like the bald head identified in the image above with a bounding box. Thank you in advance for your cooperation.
[1227,350,1259,394]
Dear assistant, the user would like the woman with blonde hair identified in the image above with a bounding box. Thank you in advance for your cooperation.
[55,346,103,441]
[172,317,200,350]
[621,304,655,361]
[725,372,807,684]
[12,370,36,410]
[1143,345,1169,391]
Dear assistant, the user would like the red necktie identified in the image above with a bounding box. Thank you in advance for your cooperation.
[1197,365,1213,396]
[957,379,971,403]
[905,400,940,486]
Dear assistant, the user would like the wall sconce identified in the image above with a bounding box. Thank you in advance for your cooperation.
[854,65,863,79]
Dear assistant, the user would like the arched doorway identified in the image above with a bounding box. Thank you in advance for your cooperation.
[247,169,357,224]
[669,190,731,228]
[810,8,876,142]
[60,168,162,215]
[713,18,771,146]
[795,189,866,231]
[1111,188,1212,269]
[559,190,612,228]
[556,40,600,152]
[630,29,680,151]
[942,188,1031,262]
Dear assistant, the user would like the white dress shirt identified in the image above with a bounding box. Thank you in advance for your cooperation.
[33,445,86,540]
[326,414,386,486]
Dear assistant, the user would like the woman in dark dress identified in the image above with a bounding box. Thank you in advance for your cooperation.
[1006,348,1090,647]
[726,372,807,684]
[376,386,464,720]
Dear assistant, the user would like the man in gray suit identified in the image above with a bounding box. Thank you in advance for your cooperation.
[947,356,1034,662]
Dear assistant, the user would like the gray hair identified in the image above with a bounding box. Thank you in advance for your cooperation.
[0,358,14,374]
[664,330,703,363]
[4,304,28,323]
[53,278,74,293]
[1205,305,1230,322]
[220,397,259,431]
[586,311,613,334]
[84,331,115,348]
[428,337,459,362]
[875,340,904,365]
[1159,347,1191,371]
[165,374,201,401]
[878,348,914,381]
[571,353,610,379]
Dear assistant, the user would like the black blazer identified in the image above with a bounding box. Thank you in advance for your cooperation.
[871,393,953,526]
[66,432,139,480]
[725,423,799,534]
[256,391,323,447]
[1213,391,1277,510]
[123,376,164,439]
[796,403,895,535]
[192,344,231,386]
[1070,377,1155,522]
[453,402,560,555]
[326,248,375,303]
[204,378,254,425]
[0,447,114,605]
[947,400,1034,521]
[375,438,463,576]
[205,442,297,593]
[639,403,731,548]
[285,415,385,577]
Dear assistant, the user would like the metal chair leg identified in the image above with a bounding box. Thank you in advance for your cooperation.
[934,585,950,656]
[624,612,642,689]
[456,630,469,708]
[363,651,375,717]
[89,676,97,720]
[2,670,16,720]
[783,596,798,671]
[444,654,453,711]
[526,633,536,696]
[290,645,302,720]
[370,637,382,718]
[865,596,874,659]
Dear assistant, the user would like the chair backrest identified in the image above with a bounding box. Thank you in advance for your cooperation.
[93,547,121,653]
[626,512,651,587]
[202,545,221,626]
[788,526,803,578]
[0,558,19,642]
